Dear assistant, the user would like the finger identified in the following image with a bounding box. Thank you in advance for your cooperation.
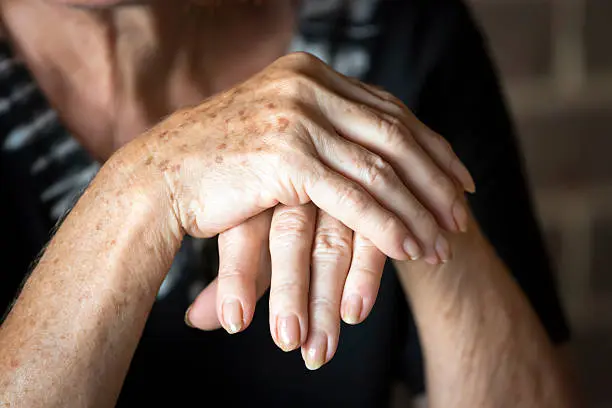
[186,251,272,331]
[311,65,474,194]
[216,210,273,333]
[357,81,475,196]
[269,203,316,352]
[185,278,220,330]
[310,89,466,251]
[301,210,352,370]
[341,234,386,325]
[304,161,419,262]
[186,211,272,333]
[305,123,443,264]
[303,67,470,235]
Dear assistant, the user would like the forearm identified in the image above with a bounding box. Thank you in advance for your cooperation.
[0,147,183,407]
[395,218,576,408]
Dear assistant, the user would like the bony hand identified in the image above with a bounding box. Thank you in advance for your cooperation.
[133,52,475,369]
[187,204,389,370]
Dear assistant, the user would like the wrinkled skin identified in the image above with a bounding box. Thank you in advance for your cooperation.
[129,52,473,368]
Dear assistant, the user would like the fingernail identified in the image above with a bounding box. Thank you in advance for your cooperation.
[184,305,195,328]
[435,235,452,263]
[452,200,469,233]
[222,299,243,334]
[304,331,328,371]
[403,237,421,260]
[278,315,300,351]
[424,253,440,265]
[454,161,476,193]
[342,294,363,325]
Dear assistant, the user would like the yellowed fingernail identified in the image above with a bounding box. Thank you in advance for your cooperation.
[342,294,363,325]
[222,299,243,334]
[304,332,328,371]
[278,315,300,351]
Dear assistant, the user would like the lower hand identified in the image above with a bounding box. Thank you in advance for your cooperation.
[186,204,387,370]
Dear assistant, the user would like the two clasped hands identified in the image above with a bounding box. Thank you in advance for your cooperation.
[145,52,476,369]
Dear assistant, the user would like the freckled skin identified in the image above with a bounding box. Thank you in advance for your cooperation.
[0,52,478,408]
[277,117,290,132]
[158,160,171,171]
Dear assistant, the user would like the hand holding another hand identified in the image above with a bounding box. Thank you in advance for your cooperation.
[128,52,474,369]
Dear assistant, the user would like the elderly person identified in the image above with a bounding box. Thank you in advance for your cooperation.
[0,0,571,407]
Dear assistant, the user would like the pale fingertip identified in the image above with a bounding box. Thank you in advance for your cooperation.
[277,315,301,351]
[222,299,244,334]
[342,294,363,325]
[402,237,422,260]
[303,332,328,371]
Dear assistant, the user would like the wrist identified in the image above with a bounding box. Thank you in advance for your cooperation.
[101,136,186,247]
[395,219,498,311]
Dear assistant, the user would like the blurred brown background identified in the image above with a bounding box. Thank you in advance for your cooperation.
[469,0,612,406]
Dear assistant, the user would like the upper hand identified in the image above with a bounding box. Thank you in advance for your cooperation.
[136,51,473,256]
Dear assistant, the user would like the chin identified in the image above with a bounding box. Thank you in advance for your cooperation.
[47,0,158,8]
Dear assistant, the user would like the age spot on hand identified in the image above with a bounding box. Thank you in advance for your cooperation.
[278,117,290,132]
[158,160,170,171]
[215,156,224,164]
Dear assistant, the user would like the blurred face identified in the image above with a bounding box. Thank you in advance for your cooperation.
[48,0,247,7]
[48,0,158,7]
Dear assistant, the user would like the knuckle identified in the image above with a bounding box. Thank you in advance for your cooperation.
[271,209,314,240]
[270,281,306,299]
[374,89,405,115]
[337,182,370,214]
[377,115,406,146]
[309,296,339,315]
[361,154,394,187]
[275,104,306,126]
[273,72,317,99]
[217,268,249,284]
[282,51,323,69]
[312,229,352,261]
[355,265,381,281]
[430,172,457,204]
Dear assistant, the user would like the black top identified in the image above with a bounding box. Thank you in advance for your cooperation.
[0,0,569,407]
